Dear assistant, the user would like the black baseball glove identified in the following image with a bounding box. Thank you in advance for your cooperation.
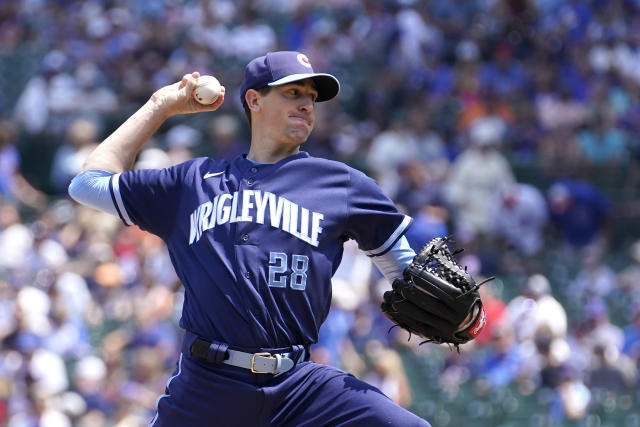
[381,237,490,350]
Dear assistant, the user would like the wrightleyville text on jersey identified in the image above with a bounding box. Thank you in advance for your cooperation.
[188,190,325,246]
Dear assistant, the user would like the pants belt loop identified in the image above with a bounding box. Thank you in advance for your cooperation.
[291,344,304,363]
[209,341,229,364]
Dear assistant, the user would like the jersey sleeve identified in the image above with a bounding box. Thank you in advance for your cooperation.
[111,162,190,238]
[345,169,412,256]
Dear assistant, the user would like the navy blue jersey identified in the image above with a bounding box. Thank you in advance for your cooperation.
[111,151,411,348]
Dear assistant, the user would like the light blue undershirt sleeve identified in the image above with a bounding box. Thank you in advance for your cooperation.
[68,169,119,216]
[370,235,415,282]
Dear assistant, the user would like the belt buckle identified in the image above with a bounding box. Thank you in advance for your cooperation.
[250,352,275,374]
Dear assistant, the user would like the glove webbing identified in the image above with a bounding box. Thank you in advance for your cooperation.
[415,238,494,297]
[415,239,474,292]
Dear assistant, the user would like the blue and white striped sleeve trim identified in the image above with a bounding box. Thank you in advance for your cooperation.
[68,170,133,226]
[109,172,133,226]
[370,235,415,282]
[364,215,412,257]
[68,170,119,217]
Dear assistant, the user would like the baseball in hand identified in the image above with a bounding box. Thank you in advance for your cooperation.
[194,75,221,104]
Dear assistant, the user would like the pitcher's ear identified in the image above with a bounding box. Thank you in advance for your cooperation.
[245,89,261,112]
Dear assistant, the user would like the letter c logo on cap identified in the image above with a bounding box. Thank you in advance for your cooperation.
[297,54,312,68]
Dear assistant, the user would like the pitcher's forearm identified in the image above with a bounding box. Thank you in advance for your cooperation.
[82,99,169,173]
[81,72,224,173]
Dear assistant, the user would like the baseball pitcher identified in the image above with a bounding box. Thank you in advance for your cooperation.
[69,51,485,426]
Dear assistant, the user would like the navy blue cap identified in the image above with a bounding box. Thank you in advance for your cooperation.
[240,51,340,106]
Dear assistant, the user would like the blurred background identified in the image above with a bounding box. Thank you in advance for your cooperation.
[1,0,640,426]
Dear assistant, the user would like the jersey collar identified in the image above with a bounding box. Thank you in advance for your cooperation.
[234,151,310,175]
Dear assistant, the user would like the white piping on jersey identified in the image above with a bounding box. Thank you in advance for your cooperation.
[112,173,133,226]
[189,190,324,247]
[149,353,183,427]
[364,215,412,257]
[370,235,415,282]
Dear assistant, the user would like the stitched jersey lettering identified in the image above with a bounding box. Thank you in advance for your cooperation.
[189,190,325,247]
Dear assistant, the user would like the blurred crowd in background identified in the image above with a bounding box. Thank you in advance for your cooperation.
[2,0,640,426]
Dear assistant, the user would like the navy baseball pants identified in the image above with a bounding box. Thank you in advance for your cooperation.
[149,352,430,426]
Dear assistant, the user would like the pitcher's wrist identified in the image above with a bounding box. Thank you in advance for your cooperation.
[146,95,174,120]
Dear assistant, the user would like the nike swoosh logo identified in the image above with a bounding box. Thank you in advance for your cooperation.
[203,171,224,179]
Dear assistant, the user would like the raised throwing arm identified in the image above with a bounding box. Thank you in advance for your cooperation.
[82,72,225,173]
